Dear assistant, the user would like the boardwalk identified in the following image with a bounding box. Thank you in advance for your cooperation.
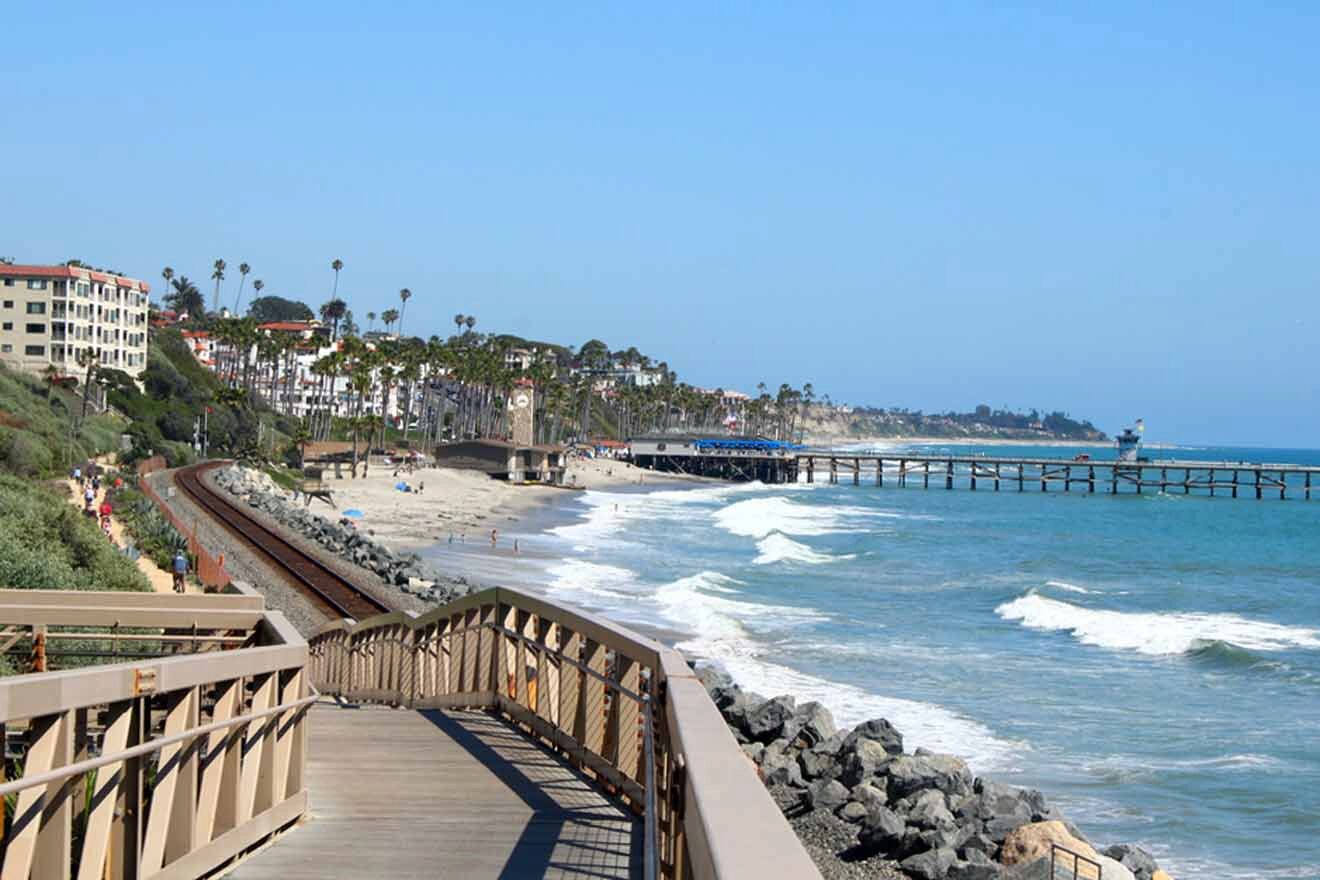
[234,701,642,879]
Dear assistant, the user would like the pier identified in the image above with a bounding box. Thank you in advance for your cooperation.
[631,438,1320,499]
[793,454,1320,499]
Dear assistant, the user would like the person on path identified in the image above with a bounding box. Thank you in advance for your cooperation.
[490,528,498,548]
[83,485,95,513]
[172,551,188,593]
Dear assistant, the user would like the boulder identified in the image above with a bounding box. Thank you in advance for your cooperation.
[837,801,868,823]
[906,790,956,830]
[857,805,906,852]
[797,747,838,781]
[900,846,958,880]
[806,778,849,811]
[999,822,1133,880]
[839,738,894,787]
[887,753,973,799]
[849,781,888,812]
[759,742,804,788]
[746,696,797,743]
[1103,844,1159,880]
[949,849,1004,880]
[786,701,836,748]
[842,717,904,756]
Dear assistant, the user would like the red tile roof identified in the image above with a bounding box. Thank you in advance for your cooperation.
[259,321,315,331]
[0,264,148,291]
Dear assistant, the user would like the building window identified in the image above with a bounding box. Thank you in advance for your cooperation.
[26,279,47,290]
[26,302,46,315]
[0,344,10,353]
[2,301,11,308]
[2,280,12,287]
[1,323,9,331]
[26,323,46,334]
[24,345,44,356]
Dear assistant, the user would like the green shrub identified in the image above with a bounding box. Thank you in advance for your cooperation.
[3,431,53,477]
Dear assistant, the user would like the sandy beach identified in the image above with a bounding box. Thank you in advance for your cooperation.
[313,457,708,551]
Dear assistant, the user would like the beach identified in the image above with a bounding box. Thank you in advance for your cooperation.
[311,457,708,551]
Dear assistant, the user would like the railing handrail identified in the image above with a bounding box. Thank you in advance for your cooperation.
[307,584,822,880]
[0,587,312,880]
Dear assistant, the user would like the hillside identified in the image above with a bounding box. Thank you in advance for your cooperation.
[800,405,1107,444]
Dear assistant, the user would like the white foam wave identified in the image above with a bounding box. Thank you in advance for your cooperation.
[657,571,1017,770]
[753,533,853,566]
[545,558,640,602]
[713,496,893,538]
[547,482,794,544]
[997,594,1320,655]
[1044,580,1097,595]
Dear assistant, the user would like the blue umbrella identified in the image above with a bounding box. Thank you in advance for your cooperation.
[342,509,365,518]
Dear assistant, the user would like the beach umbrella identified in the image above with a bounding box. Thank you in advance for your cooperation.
[342,509,365,518]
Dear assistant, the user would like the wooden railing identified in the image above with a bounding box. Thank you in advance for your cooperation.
[0,587,311,879]
[308,586,821,880]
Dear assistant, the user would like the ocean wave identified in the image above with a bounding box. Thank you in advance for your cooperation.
[713,495,894,538]
[545,558,640,602]
[547,482,793,544]
[996,593,1320,656]
[1044,580,1098,595]
[753,533,855,566]
[657,571,1017,770]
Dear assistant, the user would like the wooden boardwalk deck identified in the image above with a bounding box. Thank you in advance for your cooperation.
[233,701,642,879]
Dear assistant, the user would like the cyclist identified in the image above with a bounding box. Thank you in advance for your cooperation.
[172,551,188,593]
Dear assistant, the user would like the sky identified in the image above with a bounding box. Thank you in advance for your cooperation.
[3,2,1317,447]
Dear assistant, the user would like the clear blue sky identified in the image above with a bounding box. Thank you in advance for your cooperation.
[4,3,1317,446]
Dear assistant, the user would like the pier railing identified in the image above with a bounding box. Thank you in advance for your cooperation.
[308,586,821,880]
[0,588,311,879]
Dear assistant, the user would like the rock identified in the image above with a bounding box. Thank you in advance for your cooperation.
[858,805,906,852]
[887,753,973,799]
[1000,821,1096,865]
[949,849,1004,880]
[746,695,797,743]
[842,718,904,756]
[740,742,764,764]
[961,832,998,859]
[759,741,804,788]
[806,778,849,811]
[849,781,888,812]
[786,701,836,748]
[797,748,838,781]
[839,738,894,787]
[900,846,958,880]
[1103,844,1159,880]
[695,665,733,695]
[906,790,956,830]
[836,801,868,823]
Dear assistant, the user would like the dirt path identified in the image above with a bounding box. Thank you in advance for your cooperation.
[64,464,198,595]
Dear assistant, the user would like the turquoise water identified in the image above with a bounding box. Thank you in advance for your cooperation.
[429,443,1320,879]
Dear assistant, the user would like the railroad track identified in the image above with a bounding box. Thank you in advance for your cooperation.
[174,461,390,621]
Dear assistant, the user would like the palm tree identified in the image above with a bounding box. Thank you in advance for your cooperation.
[250,279,264,315]
[321,298,348,340]
[211,259,226,312]
[381,308,399,335]
[454,313,465,338]
[331,258,343,298]
[398,288,412,337]
[161,267,174,306]
[166,276,205,319]
[367,311,376,333]
[233,262,251,312]
[464,315,476,335]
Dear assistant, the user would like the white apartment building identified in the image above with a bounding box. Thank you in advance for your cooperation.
[0,264,150,378]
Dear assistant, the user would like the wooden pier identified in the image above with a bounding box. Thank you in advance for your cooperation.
[792,454,1319,499]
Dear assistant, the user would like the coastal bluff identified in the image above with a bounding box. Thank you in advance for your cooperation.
[696,668,1170,880]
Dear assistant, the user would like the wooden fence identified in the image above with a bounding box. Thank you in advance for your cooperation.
[308,586,821,880]
[0,588,311,879]
[135,458,231,590]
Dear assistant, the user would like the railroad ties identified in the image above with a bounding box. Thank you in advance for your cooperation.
[790,454,1318,500]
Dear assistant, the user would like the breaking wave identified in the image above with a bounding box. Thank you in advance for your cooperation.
[753,533,854,566]
[996,593,1320,656]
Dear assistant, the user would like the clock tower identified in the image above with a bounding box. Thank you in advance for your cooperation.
[508,384,535,447]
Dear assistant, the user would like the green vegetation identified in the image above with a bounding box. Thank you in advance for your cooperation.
[0,473,147,592]
[113,483,190,570]
[109,327,298,467]
[0,365,124,475]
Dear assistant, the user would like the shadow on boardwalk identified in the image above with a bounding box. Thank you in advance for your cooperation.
[234,701,642,879]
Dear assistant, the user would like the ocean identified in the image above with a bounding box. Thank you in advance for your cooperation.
[423,442,1320,879]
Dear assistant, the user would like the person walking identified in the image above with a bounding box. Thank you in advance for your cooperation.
[172,551,188,593]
